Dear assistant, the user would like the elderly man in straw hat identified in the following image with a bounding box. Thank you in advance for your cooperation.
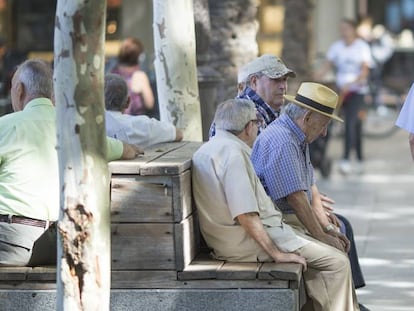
[252,82,350,251]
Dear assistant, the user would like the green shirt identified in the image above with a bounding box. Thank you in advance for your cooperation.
[0,98,123,221]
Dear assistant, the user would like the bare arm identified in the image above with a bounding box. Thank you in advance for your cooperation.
[132,71,154,110]
[175,128,184,142]
[311,185,350,252]
[409,133,414,161]
[287,190,346,252]
[237,212,307,270]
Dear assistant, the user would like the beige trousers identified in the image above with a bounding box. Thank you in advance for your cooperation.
[284,214,360,311]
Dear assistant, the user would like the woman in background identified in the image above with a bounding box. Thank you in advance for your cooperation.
[111,37,154,116]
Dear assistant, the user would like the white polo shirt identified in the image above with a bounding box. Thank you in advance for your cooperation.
[192,129,308,262]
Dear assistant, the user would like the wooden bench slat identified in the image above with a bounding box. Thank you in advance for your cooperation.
[177,253,224,281]
[216,262,261,280]
[109,141,190,175]
[27,266,57,281]
[111,223,175,270]
[0,267,31,281]
[258,262,303,282]
[111,175,174,223]
[139,142,202,176]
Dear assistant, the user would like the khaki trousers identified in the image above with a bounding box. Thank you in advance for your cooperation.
[285,214,360,311]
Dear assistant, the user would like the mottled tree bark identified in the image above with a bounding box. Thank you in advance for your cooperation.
[208,0,259,103]
[282,0,315,91]
[54,0,110,310]
[153,0,202,141]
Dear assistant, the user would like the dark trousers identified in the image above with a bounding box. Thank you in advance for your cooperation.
[336,213,366,289]
[343,93,364,161]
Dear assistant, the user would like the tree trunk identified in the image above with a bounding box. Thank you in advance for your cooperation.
[153,0,202,141]
[54,1,110,310]
[282,0,315,91]
[208,0,259,103]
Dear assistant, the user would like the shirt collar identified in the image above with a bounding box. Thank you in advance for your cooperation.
[23,97,53,110]
[214,129,252,155]
[238,86,279,125]
[278,114,307,147]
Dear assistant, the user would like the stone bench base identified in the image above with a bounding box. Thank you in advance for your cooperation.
[0,288,300,311]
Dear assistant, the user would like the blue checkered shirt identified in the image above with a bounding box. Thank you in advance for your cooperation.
[251,114,314,214]
[209,87,279,138]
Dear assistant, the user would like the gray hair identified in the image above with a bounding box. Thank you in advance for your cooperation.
[284,102,309,121]
[214,98,255,134]
[104,73,129,111]
[14,59,53,99]
[245,72,264,88]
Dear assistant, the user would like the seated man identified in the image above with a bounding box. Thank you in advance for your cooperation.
[193,98,360,311]
[252,82,351,252]
[105,73,183,148]
[0,59,142,266]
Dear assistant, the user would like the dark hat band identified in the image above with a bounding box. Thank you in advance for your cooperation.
[295,94,334,114]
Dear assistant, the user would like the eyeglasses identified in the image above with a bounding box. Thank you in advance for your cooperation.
[249,119,263,127]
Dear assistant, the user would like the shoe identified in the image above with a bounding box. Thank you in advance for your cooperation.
[339,159,352,175]
[358,303,370,311]
[354,161,364,175]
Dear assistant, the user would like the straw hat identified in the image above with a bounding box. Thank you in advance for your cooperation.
[284,82,343,122]
[237,54,296,83]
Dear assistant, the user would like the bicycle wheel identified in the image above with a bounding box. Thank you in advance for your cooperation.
[363,92,402,139]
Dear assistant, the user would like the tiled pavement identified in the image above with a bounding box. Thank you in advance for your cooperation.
[317,128,414,311]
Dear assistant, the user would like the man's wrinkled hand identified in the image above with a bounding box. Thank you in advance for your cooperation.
[274,252,307,272]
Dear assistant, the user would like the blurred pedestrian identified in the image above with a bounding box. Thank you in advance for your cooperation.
[315,19,372,175]
[396,83,414,160]
[111,37,154,116]
[358,17,394,107]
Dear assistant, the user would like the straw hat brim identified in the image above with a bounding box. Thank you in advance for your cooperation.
[284,95,344,123]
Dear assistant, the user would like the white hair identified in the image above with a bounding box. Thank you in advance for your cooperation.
[214,98,255,134]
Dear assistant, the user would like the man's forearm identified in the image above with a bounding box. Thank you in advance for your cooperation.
[237,212,283,259]
[311,185,332,229]
[287,191,326,239]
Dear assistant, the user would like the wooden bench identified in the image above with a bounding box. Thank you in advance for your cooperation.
[0,141,305,311]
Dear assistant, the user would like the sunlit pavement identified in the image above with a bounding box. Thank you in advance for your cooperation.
[316,129,414,311]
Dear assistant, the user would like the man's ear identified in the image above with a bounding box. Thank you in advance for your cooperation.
[303,110,313,123]
[249,75,258,89]
[121,96,131,112]
[12,82,25,111]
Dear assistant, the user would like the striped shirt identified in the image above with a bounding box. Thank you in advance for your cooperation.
[251,114,314,213]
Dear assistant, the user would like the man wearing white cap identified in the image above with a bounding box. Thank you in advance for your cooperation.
[210,54,295,137]
[237,54,296,130]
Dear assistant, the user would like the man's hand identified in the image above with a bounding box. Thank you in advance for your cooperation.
[327,230,351,253]
[320,193,341,228]
[273,252,307,272]
[122,142,144,159]
[318,233,347,253]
